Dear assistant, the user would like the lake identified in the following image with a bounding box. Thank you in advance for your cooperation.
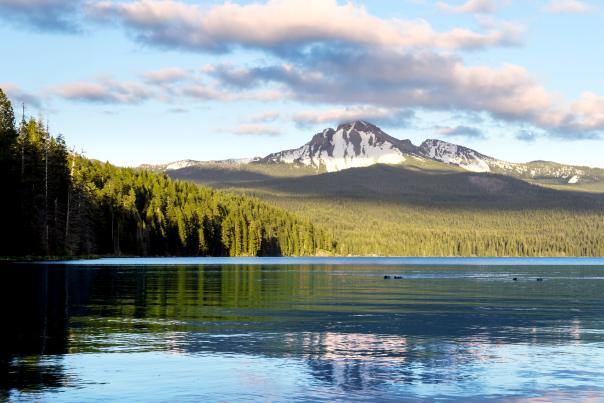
[2,257,604,402]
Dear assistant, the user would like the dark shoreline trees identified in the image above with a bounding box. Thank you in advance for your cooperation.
[0,89,335,258]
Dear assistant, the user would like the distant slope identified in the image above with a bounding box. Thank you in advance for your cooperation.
[168,163,604,257]
[169,163,604,210]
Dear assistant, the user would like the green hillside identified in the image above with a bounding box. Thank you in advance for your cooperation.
[169,163,604,257]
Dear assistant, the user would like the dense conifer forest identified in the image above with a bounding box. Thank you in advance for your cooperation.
[0,89,335,258]
[170,162,604,257]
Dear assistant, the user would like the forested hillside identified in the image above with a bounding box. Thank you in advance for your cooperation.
[0,89,335,258]
[169,163,604,257]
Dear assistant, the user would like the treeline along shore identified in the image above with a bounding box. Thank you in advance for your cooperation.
[0,89,336,258]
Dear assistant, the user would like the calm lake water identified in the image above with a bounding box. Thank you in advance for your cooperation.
[2,257,604,402]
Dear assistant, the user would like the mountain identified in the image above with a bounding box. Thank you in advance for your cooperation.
[418,139,604,185]
[259,121,604,186]
[144,120,604,187]
[260,120,417,172]
[418,139,493,173]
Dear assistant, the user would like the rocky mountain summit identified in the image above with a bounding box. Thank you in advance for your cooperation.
[260,121,416,172]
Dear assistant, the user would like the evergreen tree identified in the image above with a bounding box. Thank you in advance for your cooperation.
[0,89,18,255]
[0,88,17,159]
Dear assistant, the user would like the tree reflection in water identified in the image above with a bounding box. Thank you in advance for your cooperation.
[0,265,70,400]
[1,262,603,400]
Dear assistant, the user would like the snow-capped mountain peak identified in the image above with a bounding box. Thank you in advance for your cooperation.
[142,121,602,185]
[261,120,416,172]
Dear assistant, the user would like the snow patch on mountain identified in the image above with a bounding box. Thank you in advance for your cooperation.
[419,139,491,173]
[261,121,408,172]
[322,125,406,172]
[165,160,199,171]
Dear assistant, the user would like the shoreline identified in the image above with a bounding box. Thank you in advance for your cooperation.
[8,255,604,266]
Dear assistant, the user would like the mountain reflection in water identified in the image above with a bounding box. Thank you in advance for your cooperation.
[1,261,604,401]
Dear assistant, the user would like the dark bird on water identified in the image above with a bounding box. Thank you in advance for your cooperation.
[536,278,543,282]
[384,275,391,279]
[513,277,518,281]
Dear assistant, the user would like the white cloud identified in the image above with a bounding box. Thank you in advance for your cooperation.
[544,0,594,13]
[37,48,604,139]
[436,0,496,14]
[569,92,604,130]
[209,48,604,138]
[5,1,600,141]
[87,0,522,51]
[52,78,154,104]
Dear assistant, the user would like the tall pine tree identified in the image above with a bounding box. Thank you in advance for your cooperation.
[0,89,18,255]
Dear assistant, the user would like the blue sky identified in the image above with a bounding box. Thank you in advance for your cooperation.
[1,0,603,167]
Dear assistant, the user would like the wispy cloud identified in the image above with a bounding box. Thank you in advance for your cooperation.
[167,107,188,114]
[0,0,82,33]
[292,107,414,128]
[439,125,486,139]
[543,0,594,13]
[436,0,496,15]
[48,70,286,106]
[51,78,154,104]
[515,130,539,142]
[233,123,282,136]
[142,68,191,85]
[86,0,522,52]
[180,82,286,103]
[249,111,281,123]
[1,82,43,108]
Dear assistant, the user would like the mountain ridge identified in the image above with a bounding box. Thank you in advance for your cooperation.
[144,120,604,186]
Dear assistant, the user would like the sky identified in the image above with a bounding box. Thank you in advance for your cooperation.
[1,0,603,167]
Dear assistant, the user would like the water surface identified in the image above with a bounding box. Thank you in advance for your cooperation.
[2,258,604,401]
